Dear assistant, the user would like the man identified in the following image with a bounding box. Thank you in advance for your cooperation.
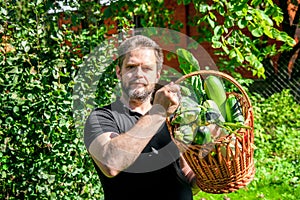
[84,35,199,200]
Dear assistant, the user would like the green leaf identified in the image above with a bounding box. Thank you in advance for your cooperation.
[245,15,253,21]
[176,48,200,74]
[229,49,237,59]
[212,40,222,49]
[207,15,215,28]
[224,16,234,28]
[198,4,210,13]
[221,44,230,54]
[263,26,274,39]
[251,0,262,7]
[275,31,296,46]
[1,7,7,16]
[24,46,30,53]
[13,106,20,114]
[218,5,225,16]
[235,47,244,63]
[251,27,263,37]
[256,10,274,26]
[266,0,274,6]
[213,25,223,36]
[237,19,248,29]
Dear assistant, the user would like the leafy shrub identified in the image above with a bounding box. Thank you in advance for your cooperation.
[0,1,104,199]
[0,1,177,199]
[251,89,300,196]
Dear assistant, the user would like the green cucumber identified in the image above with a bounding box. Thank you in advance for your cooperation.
[204,75,227,120]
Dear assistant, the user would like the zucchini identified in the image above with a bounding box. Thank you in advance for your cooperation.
[193,126,212,145]
[204,75,227,120]
[225,94,245,123]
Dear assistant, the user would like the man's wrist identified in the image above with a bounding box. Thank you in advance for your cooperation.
[149,104,167,118]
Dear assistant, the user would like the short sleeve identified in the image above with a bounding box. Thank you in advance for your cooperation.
[84,108,119,149]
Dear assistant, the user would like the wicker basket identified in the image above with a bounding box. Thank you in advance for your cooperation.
[166,70,255,194]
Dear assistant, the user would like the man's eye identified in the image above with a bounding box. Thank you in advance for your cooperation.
[126,65,135,69]
[143,66,153,71]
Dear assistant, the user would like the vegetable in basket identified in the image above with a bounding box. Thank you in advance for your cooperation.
[203,100,225,124]
[171,107,201,125]
[171,96,201,125]
[171,53,255,193]
[174,124,197,144]
[176,48,206,104]
[204,75,227,120]
[173,48,251,147]
[193,126,212,145]
[225,94,245,124]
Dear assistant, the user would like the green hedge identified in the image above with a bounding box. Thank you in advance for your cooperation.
[0,1,175,199]
[0,1,103,199]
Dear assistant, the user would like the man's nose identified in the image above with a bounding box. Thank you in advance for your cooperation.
[135,66,144,77]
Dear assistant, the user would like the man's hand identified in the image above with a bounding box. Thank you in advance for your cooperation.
[153,82,181,116]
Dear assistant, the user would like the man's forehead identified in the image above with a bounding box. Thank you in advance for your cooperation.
[125,48,156,61]
[126,47,155,55]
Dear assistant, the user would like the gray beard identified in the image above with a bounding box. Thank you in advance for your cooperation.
[122,84,154,102]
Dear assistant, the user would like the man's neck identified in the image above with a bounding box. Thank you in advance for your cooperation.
[120,95,152,115]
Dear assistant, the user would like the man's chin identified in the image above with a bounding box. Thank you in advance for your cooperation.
[128,89,152,101]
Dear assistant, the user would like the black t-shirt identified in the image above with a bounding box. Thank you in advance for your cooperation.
[84,99,193,200]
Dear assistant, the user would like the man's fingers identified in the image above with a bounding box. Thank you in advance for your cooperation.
[165,82,180,93]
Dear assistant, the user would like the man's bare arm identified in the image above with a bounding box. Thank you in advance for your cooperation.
[88,104,166,177]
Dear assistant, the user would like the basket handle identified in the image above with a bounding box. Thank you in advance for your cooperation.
[174,70,252,107]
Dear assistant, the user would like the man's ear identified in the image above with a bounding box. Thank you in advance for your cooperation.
[156,71,161,83]
[116,65,121,80]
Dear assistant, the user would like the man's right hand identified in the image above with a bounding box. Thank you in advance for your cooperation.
[153,82,181,116]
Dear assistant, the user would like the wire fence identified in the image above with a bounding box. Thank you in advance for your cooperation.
[248,56,300,103]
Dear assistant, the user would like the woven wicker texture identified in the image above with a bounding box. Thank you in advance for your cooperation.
[166,70,255,194]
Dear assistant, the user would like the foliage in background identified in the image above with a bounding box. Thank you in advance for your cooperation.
[194,89,300,199]
[0,1,103,199]
[179,0,295,79]
[0,0,178,199]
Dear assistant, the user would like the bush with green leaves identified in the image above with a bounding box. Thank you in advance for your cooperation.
[179,0,295,78]
[0,1,104,199]
[0,1,177,199]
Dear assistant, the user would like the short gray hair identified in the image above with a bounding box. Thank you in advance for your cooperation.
[117,35,163,71]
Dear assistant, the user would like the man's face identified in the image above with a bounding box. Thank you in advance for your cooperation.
[117,48,160,101]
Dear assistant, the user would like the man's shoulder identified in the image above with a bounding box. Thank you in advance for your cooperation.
[90,99,125,116]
